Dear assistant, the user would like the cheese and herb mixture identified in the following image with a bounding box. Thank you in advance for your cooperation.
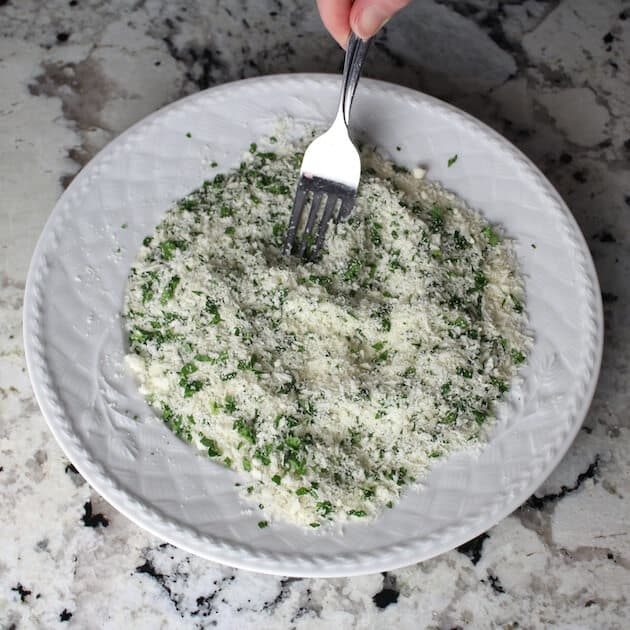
[124,137,529,528]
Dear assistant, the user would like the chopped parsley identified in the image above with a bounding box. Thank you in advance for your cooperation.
[160,275,180,304]
[483,226,501,246]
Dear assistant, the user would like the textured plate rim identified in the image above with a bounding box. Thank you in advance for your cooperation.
[23,74,604,577]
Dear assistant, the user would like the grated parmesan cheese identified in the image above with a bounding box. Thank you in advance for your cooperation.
[123,135,530,528]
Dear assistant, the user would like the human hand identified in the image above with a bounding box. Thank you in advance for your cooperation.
[316,0,412,47]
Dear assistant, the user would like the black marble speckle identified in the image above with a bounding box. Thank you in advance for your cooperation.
[56,32,70,43]
[372,588,399,608]
[373,587,399,608]
[526,456,600,510]
[59,609,73,621]
[192,592,218,617]
[573,169,588,183]
[262,577,301,611]
[457,532,490,565]
[373,572,399,609]
[81,501,109,528]
[593,230,617,243]
[135,558,185,613]
[11,583,32,602]
[488,574,505,594]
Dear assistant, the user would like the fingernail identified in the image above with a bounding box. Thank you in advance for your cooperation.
[354,6,390,39]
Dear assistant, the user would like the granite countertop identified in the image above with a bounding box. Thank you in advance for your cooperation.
[1,0,629,627]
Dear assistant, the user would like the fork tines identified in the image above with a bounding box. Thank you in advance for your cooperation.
[283,175,355,260]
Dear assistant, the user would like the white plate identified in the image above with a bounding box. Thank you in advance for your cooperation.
[24,75,603,577]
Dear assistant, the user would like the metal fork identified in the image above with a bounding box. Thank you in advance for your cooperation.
[283,33,372,259]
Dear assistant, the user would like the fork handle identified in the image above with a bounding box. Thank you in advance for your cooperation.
[337,33,372,127]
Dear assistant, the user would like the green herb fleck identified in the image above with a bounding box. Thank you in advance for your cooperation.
[444,410,458,424]
[370,222,383,246]
[141,282,154,304]
[316,501,333,516]
[179,362,198,378]
[490,377,509,393]
[200,436,222,457]
[483,226,501,246]
[205,298,221,324]
[183,380,203,397]
[285,435,302,450]
[472,272,488,292]
[374,350,389,363]
[159,239,182,260]
[453,230,469,249]
[510,293,524,313]
[224,395,237,413]
[473,411,487,425]
[257,520,268,529]
[344,260,362,282]
[347,509,367,517]
[233,417,256,444]
[271,222,286,248]
[448,154,458,167]
[160,275,180,304]
[430,205,444,233]
[254,444,273,466]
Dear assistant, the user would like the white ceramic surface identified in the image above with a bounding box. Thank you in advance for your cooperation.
[23,74,603,577]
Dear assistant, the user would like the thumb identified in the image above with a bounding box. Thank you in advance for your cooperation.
[350,0,412,39]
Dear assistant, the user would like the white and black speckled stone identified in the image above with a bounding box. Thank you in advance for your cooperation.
[1,1,629,627]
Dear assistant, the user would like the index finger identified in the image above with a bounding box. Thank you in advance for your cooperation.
[316,0,353,48]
